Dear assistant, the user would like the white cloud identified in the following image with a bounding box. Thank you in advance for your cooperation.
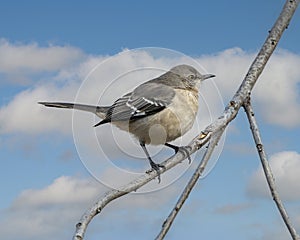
[0,51,108,134]
[0,46,225,137]
[0,175,180,240]
[0,84,74,134]
[0,38,85,85]
[247,151,300,201]
[1,44,299,185]
[198,48,300,128]
[198,47,254,99]
[254,50,300,127]
[2,45,300,136]
[12,176,99,208]
[0,176,101,240]
[0,38,84,73]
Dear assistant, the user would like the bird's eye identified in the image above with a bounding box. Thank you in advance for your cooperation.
[188,74,195,80]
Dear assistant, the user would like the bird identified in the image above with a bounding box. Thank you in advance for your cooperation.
[39,64,215,182]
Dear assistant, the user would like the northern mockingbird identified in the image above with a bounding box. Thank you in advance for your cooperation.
[39,64,215,182]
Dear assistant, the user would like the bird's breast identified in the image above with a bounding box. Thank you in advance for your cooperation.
[128,89,199,145]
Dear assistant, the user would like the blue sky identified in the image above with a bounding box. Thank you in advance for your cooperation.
[1,1,300,240]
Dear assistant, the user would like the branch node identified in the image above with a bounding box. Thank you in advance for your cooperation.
[271,39,277,45]
[96,207,102,213]
[256,143,263,152]
[199,131,208,140]
[162,220,167,228]
[195,131,211,149]
[229,100,237,108]
[76,222,82,228]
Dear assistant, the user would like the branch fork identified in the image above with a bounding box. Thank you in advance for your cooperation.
[73,1,299,239]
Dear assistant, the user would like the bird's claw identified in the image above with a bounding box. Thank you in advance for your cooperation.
[176,146,192,164]
[146,161,165,183]
[164,143,192,164]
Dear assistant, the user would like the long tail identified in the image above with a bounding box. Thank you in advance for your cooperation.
[38,102,108,119]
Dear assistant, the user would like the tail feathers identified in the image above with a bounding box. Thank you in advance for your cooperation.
[39,102,75,109]
[38,102,108,119]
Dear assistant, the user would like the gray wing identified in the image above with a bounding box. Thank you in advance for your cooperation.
[95,82,175,126]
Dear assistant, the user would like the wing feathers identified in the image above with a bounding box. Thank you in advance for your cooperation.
[96,83,175,125]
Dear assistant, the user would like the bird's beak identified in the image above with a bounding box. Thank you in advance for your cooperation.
[202,73,216,81]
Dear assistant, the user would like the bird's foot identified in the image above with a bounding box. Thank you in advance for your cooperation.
[176,146,192,164]
[146,161,165,183]
[165,143,192,164]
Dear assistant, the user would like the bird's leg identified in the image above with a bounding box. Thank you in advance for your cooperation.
[164,143,192,164]
[140,142,165,183]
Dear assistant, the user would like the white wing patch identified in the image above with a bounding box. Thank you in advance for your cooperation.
[126,101,141,114]
[126,97,166,117]
[102,83,174,123]
[142,97,155,105]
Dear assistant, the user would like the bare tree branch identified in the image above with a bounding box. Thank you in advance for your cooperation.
[155,129,225,240]
[73,132,211,240]
[73,1,299,239]
[243,98,300,240]
[154,0,299,238]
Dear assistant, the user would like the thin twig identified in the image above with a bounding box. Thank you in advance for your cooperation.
[243,98,300,240]
[155,129,224,240]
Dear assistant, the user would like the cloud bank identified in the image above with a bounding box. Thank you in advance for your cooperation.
[1,42,299,137]
[1,40,299,188]
[0,38,84,73]
[247,151,300,201]
[0,175,180,240]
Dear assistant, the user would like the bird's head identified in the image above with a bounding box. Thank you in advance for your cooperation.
[170,64,215,88]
